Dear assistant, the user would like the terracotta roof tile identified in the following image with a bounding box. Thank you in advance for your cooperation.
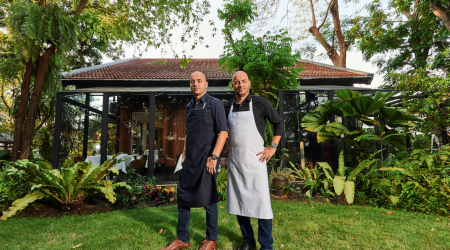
[64,58,367,80]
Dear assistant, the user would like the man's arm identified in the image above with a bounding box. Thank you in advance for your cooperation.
[256,98,284,162]
[206,131,228,175]
[206,99,229,175]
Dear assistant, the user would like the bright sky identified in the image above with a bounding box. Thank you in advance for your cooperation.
[104,0,383,88]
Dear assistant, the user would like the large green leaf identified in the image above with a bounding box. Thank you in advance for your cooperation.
[317,131,341,143]
[317,162,334,179]
[301,112,328,132]
[382,130,407,150]
[1,191,47,220]
[335,89,361,102]
[36,161,52,170]
[350,96,385,116]
[348,159,376,181]
[333,176,346,195]
[316,101,343,116]
[325,122,348,136]
[380,107,422,128]
[373,91,394,102]
[97,180,116,203]
[344,181,355,204]
[338,151,345,176]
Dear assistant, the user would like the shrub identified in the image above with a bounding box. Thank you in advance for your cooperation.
[1,157,130,220]
[0,164,32,212]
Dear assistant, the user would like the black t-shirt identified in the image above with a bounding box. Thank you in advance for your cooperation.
[224,95,284,139]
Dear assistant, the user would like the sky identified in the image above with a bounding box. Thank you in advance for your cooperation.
[104,0,383,88]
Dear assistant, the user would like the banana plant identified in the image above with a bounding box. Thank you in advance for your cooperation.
[1,156,130,220]
[317,152,375,204]
[301,89,422,149]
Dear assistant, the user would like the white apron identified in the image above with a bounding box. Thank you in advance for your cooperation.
[227,99,273,219]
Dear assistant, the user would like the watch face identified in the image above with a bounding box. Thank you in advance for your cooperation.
[271,143,278,148]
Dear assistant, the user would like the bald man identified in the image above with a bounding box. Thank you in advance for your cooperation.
[161,71,228,250]
[224,71,283,250]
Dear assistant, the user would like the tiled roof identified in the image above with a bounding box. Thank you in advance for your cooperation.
[63,58,369,80]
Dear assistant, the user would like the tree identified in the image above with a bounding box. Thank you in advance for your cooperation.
[390,68,450,144]
[218,0,303,145]
[0,0,211,161]
[429,0,450,31]
[218,0,303,105]
[347,0,450,81]
[250,0,354,67]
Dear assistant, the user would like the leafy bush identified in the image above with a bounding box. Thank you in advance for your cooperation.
[1,157,130,220]
[113,169,157,208]
[356,146,450,215]
[216,168,227,201]
[0,164,32,212]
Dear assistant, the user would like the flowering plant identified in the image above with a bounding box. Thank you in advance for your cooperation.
[133,185,177,204]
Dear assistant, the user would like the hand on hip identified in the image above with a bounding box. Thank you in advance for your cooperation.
[256,147,277,162]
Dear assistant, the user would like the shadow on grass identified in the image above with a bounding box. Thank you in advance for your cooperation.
[119,203,241,248]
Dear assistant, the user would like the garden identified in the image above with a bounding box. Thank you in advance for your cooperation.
[2,0,450,249]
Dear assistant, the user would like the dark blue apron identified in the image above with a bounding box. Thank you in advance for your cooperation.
[177,99,220,208]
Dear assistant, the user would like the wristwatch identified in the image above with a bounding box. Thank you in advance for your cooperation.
[270,143,278,149]
[211,154,219,160]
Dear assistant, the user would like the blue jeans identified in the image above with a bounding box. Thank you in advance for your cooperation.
[176,204,218,243]
[237,215,273,250]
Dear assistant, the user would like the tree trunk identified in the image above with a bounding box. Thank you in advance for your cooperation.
[11,58,33,161]
[431,2,450,31]
[308,0,348,68]
[18,46,55,159]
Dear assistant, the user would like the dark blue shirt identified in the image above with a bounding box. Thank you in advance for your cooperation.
[186,93,228,136]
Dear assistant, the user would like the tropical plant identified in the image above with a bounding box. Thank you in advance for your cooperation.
[216,168,228,201]
[290,162,333,198]
[389,68,450,144]
[0,164,32,212]
[1,0,212,161]
[317,152,376,204]
[301,89,421,161]
[356,146,450,215]
[1,157,130,220]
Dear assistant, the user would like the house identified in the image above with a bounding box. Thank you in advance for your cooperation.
[52,58,378,180]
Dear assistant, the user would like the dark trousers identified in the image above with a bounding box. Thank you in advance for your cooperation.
[177,204,218,243]
[237,215,273,250]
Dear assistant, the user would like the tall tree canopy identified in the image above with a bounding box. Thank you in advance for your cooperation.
[250,0,356,67]
[347,0,450,81]
[0,0,211,161]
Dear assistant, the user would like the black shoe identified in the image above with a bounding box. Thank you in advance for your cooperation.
[237,241,257,250]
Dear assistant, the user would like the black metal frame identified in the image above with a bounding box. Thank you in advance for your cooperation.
[147,93,156,177]
[51,92,64,169]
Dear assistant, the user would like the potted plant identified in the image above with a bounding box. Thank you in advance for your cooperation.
[269,149,294,196]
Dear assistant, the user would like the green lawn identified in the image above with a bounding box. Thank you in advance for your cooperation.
[1,201,449,249]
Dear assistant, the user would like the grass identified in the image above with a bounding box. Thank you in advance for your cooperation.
[1,201,449,249]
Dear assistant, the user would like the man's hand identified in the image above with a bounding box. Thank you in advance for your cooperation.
[181,154,186,166]
[256,147,277,162]
[206,157,217,175]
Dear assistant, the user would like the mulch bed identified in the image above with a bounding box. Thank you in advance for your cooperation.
[17,199,178,218]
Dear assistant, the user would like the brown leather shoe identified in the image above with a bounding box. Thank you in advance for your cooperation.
[160,238,190,250]
[198,239,218,250]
